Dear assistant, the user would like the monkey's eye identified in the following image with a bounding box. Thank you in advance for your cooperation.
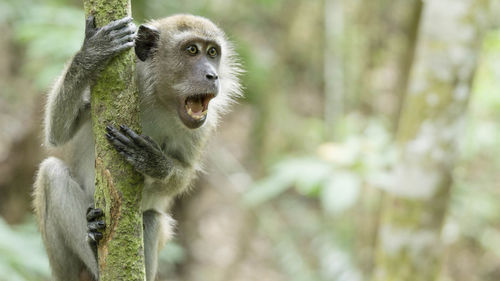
[186,45,198,55]
[207,47,218,58]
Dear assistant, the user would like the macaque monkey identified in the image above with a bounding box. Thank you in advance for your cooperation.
[33,14,241,281]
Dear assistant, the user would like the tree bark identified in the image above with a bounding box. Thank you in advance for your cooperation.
[372,0,490,280]
[83,0,146,280]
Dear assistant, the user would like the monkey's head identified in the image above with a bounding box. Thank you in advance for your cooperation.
[135,14,242,129]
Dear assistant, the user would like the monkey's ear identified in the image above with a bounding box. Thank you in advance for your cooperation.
[135,24,160,61]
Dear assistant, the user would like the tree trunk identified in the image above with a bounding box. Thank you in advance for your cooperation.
[83,1,146,280]
[352,1,423,277]
[372,0,490,280]
[323,0,345,140]
[357,0,423,127]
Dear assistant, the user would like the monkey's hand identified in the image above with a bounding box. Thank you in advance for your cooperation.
[106,125,171,179]
[86,206,105,257]
[77,15,136,71]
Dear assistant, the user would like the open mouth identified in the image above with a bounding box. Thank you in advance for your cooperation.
[178,93,216,128]
[185,93,215,120]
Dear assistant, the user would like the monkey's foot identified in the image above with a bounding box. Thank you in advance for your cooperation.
[86,206,105,246]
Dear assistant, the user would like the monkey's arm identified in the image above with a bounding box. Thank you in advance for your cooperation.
[106,125,183,180]
[46,16,136,146]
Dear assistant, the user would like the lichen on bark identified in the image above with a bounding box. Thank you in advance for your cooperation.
[83,0,146,280]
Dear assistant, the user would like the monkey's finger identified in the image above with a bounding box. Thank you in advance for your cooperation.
[119,125,150,148]
[86,207,104,221]
[107,134,136,156]
[119,124,143,143]
[111,42,135,54]
[88,231,103,242]
[106,125,137,149]
[85,15,96,30]
[101,17,133,34]
[106,132,135,151]
[105,124,122,136]
[114,34,136,46]
[110,31,136,44]
[107,135,141,164]
[88,221,106,231]
[109,23,136,39]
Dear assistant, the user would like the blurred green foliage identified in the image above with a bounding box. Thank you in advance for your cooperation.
[243,23,500,281]
[2,0,84,89]
[0,217,50,281]
[1,0,500,280]
[244,116,393,211]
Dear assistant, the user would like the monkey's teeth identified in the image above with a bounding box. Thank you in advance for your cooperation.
[186,106,208,120]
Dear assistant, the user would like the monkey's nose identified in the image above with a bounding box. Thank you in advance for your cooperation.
[206,73,218,80]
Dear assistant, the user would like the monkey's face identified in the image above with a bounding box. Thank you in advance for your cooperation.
[171,41,221,129]
[135,17,226,130]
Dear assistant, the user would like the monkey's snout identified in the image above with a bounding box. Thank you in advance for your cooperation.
[205,72,218,81]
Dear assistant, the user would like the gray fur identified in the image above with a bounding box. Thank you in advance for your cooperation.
[33,14,241,281]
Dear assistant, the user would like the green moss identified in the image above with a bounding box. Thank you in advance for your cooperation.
[83,0,145,280]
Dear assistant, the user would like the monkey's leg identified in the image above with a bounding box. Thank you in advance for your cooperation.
[143,209,175,281]
[34,157,98,281]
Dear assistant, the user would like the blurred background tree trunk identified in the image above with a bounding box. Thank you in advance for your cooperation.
[356,0,423,128]
[373,0,491,280]
[332,0,424,277]
[323,0,345,140]
[0,23,44,224]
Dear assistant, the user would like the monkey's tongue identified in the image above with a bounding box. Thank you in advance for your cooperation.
[186,98,204,114]
[185,95,209,120]
[185,94,215,120]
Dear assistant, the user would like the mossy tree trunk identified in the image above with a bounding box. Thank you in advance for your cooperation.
[372,0,490,280]
[83,0,146,280]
